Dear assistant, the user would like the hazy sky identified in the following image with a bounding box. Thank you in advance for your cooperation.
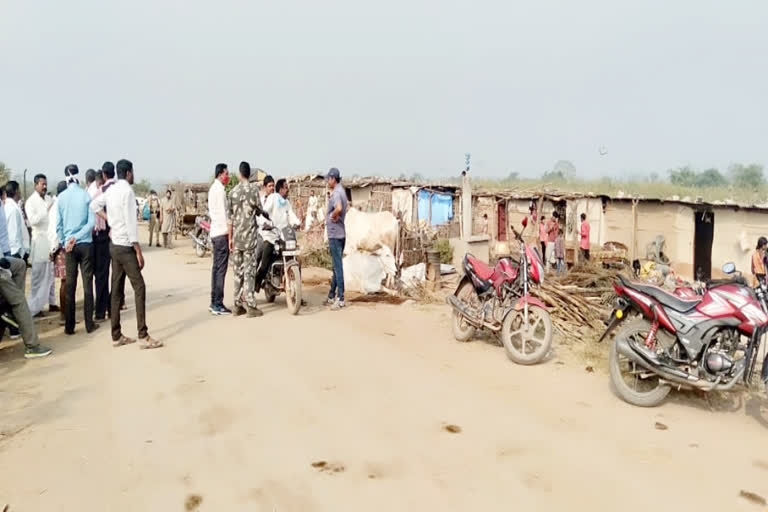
[1,0,766,183]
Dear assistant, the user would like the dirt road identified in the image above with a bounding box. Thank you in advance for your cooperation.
[0,241,767,511]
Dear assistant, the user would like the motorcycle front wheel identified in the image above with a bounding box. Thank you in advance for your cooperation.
[501,305,552,365]
[285,264,302,315]
[609,318,671,407]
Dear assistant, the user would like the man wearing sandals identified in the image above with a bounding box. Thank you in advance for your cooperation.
[90,159,162,350]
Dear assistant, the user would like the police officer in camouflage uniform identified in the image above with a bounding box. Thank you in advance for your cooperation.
[227,161,268,317]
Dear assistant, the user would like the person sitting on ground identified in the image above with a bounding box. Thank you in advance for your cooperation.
[0,256,52,358]
[254,178,300,294]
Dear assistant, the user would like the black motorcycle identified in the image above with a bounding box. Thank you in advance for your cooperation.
[259,224,302,315]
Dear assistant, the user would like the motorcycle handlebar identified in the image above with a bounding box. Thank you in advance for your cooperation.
[706,276,748,288]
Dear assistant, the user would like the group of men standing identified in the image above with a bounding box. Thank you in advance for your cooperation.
[146,189,177,248]
[537,210,591,273]
[0,160,163,359]
[206,163,348,317]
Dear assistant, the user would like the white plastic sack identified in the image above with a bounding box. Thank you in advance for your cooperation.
[344,208,398,255]
[343,247,397,294]
[400,262,456,289]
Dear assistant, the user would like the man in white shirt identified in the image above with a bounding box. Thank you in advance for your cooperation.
[90,159,162,350]
[4,181,30,261]
[305,189,318,231]
[86,168,111,322]
[254,175,275,270]
[254,178,300,292]
[24,174,56,317]
[207,163,231,315]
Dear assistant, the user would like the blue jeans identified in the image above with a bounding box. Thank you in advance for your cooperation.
[328,238,345,301]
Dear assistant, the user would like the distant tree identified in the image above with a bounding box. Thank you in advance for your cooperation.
[132,179,152,198]
[695,168,727,187]
[410,172,424,182]
[729,163,764,188]
[505,171,519,181]
[648,172,660,183]
[541,169,565,181]
[552,160,576,180]
[0,161,10,185]
[668,166,697,187]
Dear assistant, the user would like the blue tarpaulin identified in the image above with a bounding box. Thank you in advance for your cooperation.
[417,189,453,226]
[430,193,453,225]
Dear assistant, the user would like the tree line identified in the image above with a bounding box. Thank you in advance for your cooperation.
[667,164,764,188]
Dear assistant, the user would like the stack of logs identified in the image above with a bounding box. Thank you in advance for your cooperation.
[533,265,622,339]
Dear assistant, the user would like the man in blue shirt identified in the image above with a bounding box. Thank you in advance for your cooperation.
[325,167,348,311]
[56,164,98,335]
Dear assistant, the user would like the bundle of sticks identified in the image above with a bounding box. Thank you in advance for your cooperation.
[533,265,624,339]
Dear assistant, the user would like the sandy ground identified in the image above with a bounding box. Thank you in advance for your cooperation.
[1,230,767,511]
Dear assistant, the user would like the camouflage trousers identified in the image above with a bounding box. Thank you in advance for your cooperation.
[232,249,258,309]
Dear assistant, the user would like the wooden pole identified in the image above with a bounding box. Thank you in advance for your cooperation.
[505,199,510,246]
[631,199,638,260]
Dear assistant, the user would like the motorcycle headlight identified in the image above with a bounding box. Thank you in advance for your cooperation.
[285,240,296,250]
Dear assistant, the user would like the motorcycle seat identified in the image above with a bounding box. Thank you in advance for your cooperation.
[618,274,701,313]
[466,255,495,281]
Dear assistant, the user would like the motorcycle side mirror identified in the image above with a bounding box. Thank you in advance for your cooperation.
[521,217,528,228]
[722,262,736,274]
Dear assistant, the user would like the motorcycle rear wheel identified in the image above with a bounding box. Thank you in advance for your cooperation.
[285,265,302,315]
[609,318,671,407]
[452,281,477,342]
[501,305,552,365]
[264,285,277,303]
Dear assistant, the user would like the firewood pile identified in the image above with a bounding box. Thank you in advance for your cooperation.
[534,265,624,339]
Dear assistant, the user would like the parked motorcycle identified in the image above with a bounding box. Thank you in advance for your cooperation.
[447,217,553,365]
[260,224,302,315]
[189,214,212,258]
[600,262,768,407]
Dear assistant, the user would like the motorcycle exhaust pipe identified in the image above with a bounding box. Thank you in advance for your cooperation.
[615,339,745,391]
[447,295,482,328]
[446,295,500,332]
[615,337,707,388]
[714,361,744,391]
[188,234,205,247]
[616,338,747,391]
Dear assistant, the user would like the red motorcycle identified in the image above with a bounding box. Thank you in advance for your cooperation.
[447,217,553,365]
[190,214,212,258]
[600,262,768,407]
